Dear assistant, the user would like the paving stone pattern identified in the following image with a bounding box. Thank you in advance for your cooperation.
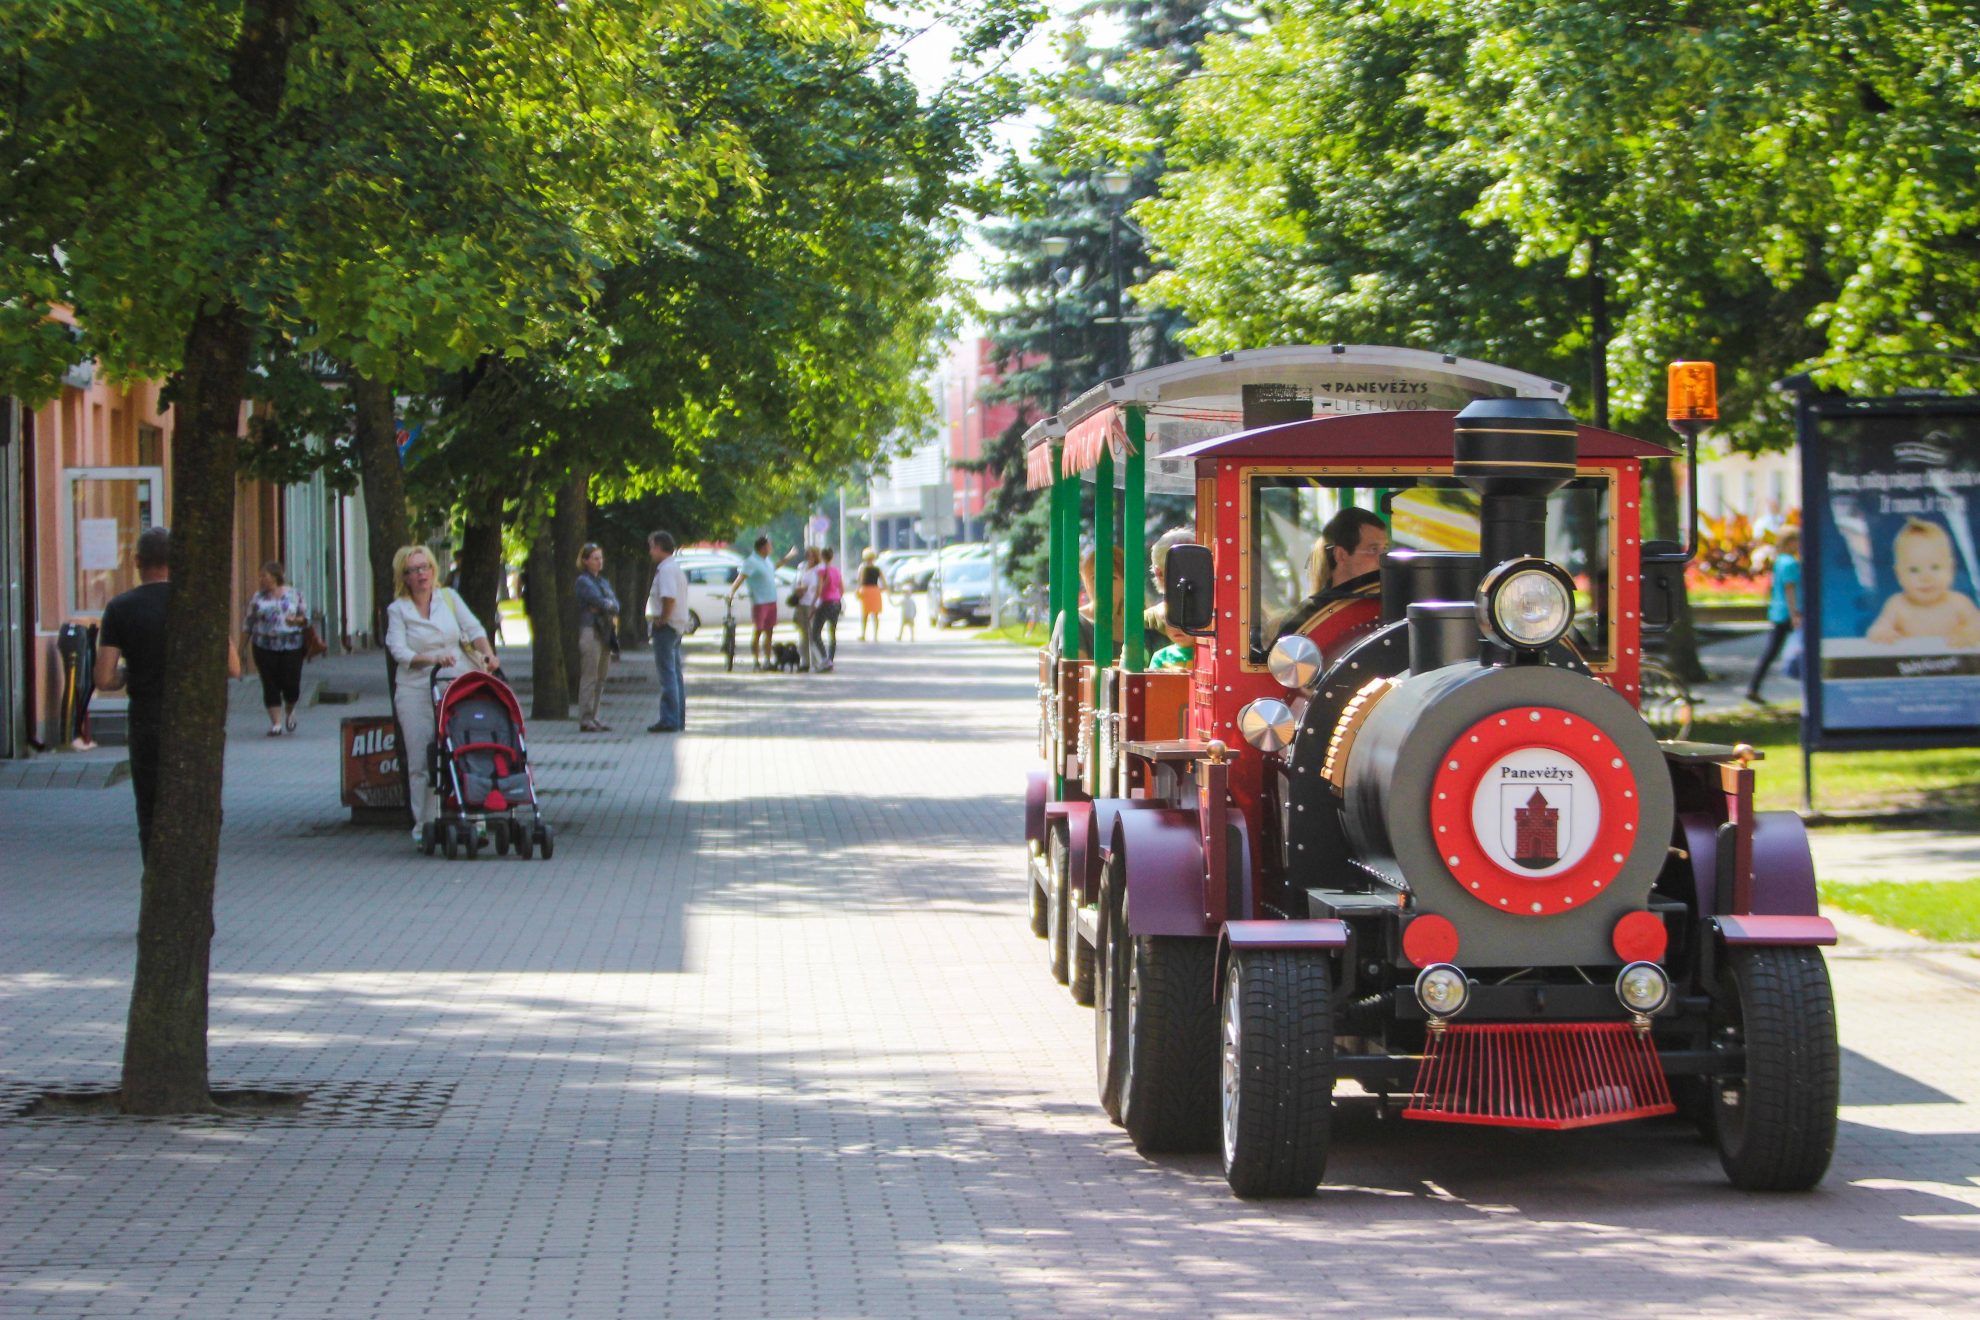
[3,633,1978,1318]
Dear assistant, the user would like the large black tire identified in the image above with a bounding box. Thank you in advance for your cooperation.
[1046,823,1071,985]
[1116,902,1218,1153]
[1027,844,1049,938]
[1068,892,1096,1008]
[1711,946,1839,1191]
[1220,950,1334,1198]
[1094,868,1126,1122]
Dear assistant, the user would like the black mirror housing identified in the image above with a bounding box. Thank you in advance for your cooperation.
[1164,543,1216,635]
[1639,539,1684,633]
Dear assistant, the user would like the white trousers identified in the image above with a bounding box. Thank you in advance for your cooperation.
[393,683,439,827]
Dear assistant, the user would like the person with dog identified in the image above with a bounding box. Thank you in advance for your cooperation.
[385,544,500,849]
[574,543,620,732]
[727,535,782,669]
[791,547,820,672]
[645,530,687,731]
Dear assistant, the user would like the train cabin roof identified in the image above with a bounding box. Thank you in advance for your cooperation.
[1164,409,1676,464]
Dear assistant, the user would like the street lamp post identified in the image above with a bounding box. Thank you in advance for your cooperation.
[1042,235,1070,412]
[1100,170,1133,378]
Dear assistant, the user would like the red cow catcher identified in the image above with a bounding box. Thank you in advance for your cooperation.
[1020,349,1840,1198]
[423,668,555,861]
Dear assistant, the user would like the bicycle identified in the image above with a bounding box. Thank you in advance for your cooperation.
[720,599,738,672]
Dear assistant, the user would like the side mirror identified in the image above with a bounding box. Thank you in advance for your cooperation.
[1640,540,1683,633]
[1164,543,1216,635]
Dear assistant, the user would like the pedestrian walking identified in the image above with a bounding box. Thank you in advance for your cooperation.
[792,547,819,672]
[856,547,887,641]
[812,546,844,671]
[575,542,620,732]
[385,544,501,850]
[241,560,308,736]
[895,583,918,641]
[645,530,687,732]
[727,535,781,669]
[94,527,177,859]
[1745,529,1802,704]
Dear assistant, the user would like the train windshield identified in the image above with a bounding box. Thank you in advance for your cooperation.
[1248,473,1613,665]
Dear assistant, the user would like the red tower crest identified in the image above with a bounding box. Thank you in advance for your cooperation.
[1512,787,1560,869]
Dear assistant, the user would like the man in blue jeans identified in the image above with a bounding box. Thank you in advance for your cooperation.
[645,530,687,732]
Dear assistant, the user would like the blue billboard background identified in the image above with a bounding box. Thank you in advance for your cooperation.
[1810,408,1980,735]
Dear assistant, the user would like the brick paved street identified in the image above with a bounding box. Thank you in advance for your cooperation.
[3,632,1978,1318]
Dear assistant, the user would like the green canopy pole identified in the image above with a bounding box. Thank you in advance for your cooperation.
[1123,407,1147,671]
[1095,448,1115,670]
[1053,451,1075,659]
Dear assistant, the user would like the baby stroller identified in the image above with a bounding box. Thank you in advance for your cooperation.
[422,667,555,860]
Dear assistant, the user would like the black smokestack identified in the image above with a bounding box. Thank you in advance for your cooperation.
[1452,398,1578,566]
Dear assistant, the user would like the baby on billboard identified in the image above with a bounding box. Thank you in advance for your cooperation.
[1864,517,1980,650]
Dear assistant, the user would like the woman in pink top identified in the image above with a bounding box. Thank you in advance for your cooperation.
[811,547,845,672]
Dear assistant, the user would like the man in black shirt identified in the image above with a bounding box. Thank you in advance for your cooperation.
[95,526,173,859]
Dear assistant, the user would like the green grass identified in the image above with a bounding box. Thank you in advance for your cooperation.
[1818,878,1980,943]
[982,621,1048,647]
[1686,708,1980,817]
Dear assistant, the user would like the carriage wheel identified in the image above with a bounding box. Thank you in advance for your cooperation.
[1045,822,1071,985]
[1027,842,1049,939]
[463,823,482,860]
[1221,949,1333,1198]
[1711,946,1839,1191]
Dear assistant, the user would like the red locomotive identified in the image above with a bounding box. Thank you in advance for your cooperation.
[1022,347,1837,1197]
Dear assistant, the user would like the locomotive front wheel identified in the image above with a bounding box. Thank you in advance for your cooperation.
[1093,867,1126,1123]
[1710,946,1839,1191]
[1111,896,1218,1153]
[1220,949,1334,1198]
[1046,822,1072,985]
[1027,843,1049,938]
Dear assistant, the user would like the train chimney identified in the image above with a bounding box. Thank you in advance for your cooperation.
[1452,398,1579,567]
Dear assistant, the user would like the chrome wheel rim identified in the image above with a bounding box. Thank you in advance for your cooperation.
[1220,963,1241,1168]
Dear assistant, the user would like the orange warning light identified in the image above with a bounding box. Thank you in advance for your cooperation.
[1667,361,1719,422]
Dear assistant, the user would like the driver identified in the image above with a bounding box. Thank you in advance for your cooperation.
[1273,507,1387,639]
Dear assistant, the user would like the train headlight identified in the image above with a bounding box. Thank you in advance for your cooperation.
[1477,559,1575,650]
[1615,961,1671,1015]
[1237,698,1296,754]
[1414,963,1470,1019]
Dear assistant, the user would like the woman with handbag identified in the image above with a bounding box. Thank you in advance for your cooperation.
[241,560,309,736]
[574,543,621,732]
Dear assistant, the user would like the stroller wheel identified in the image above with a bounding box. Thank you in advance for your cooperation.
[440,821,460,861]
[464,823,482,861]
[514,824,534,861]
[534,822,555,861]
[421,822,437,856]
[492,820,512,857]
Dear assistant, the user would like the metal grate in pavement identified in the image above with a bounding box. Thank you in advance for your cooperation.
[1,1079,458,1128]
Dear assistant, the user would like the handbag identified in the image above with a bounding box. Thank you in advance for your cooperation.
[302,621,328,660]
[786,587,803,608]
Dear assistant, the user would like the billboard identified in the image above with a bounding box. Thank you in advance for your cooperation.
[1801,395,1980,748]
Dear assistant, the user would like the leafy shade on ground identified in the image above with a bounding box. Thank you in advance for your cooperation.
[1687,709,1980,816]
[1819,879,1980,945]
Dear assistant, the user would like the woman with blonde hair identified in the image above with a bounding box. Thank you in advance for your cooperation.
[384,544,499,850]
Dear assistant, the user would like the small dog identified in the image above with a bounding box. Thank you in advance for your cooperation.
[771,641,804,672]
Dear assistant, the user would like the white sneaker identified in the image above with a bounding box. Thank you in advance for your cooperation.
[411,827,423,853]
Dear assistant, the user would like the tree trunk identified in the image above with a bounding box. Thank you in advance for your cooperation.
[1646,457,1706,683]
[119,0,301,1116]
[351,372,409,652]
[456,487,503,640]
[525,522,568,721]
[552,468,587,707]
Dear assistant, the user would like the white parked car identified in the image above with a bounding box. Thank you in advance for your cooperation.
[675,554,742,636]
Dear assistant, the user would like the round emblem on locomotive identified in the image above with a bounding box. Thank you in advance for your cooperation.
[1427,705,1641,916]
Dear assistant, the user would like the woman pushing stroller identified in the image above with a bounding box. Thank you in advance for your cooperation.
[385,544,500,851]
